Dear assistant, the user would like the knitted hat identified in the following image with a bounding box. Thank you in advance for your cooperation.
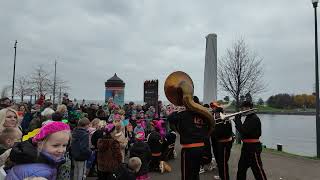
[135,131,145,141]
[33,121,70,143]
[151,120,166,138]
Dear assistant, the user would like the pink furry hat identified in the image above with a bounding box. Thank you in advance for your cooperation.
[105,123,115,134]
[33,121,70,143]
[151,119,166,138]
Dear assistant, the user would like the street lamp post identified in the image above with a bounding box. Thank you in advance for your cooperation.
[53,60,57,105]
[312,0,320,158]
[11,40,17,102]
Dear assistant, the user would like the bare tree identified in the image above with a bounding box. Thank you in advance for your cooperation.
[218,38,266,111]
[30,65,52,97]
[15,76,33,102]
[49,77,70,103]
[1,85,11,98]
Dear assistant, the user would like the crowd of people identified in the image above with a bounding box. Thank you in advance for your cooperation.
[0,96,177,180]
[0,95,267,180]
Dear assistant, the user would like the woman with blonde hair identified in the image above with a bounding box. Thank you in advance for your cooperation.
[0,108,19,132]
[56,104,68,119]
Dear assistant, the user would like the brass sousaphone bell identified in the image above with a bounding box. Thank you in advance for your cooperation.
[164,71,215,134]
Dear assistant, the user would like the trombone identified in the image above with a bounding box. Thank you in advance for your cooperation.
[214,108,257,124]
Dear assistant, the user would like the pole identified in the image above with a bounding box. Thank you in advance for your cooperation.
[59,87,62,104]
[313,2,320,158]
[53,60,57,105]
[11,40,17,102]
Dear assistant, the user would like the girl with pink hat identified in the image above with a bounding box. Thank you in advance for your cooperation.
[6,121,70,180]
[130,131,152,180]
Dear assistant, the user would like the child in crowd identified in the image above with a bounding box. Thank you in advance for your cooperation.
[91,121,106,149]
[134,122,144,135]
[97,123,122,180]
[147,120,171,173]
[147,120,164,173]
[71,118,92,180]
[5,122,70,180]
[112,114,128,162]
[126,123,135,147]
[0,127,22,166]
[163,129,177,161]
[129,114,137,127]
[88,118,100,149]
[130,131,151,180]
[86,118,101,176]
[111,157,142,180]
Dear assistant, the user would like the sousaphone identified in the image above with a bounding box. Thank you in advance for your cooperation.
[164,71,215,134]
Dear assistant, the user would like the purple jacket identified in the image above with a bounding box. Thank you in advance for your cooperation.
[5,140,64,180]
[5,163,57,180]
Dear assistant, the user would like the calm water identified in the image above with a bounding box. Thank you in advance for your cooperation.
[234,114,317,157]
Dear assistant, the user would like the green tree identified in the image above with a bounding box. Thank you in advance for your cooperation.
[267,93,294,109]
[257,98,264,105]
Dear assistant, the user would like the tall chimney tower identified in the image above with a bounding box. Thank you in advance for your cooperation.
[203,33,217,104]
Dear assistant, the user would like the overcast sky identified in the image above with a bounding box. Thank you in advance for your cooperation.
[0,0,317,102]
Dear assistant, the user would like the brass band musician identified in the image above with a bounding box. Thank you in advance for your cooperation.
[234,101,267,180]
[210,102,233,180]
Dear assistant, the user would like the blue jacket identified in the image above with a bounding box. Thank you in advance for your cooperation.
[5,140,65,180]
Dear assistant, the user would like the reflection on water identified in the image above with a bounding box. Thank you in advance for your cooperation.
[233,114,316,156]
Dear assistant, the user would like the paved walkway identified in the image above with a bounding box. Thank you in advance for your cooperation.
[89,141,320,180]
[150,143,320,180]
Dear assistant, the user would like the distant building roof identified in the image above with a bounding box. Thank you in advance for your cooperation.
[105,73,125,87]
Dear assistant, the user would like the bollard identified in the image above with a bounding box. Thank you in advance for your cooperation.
[277,143,283,151]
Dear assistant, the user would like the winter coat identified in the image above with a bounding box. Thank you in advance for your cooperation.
[130,141,151,176]
[71,128,92,161]
[113,131,128,162]
[147,131,163,155]
[97,137,122,173]
[91,129,104,149]
[5,140,65,180]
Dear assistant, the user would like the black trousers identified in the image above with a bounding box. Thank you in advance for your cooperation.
[201,138,212,165]
[237,143,267,180]
[211,137,218,162]
[149,155,161,172]
[181,147,203,180]
[215,141,232,180]
[97,171,112,180]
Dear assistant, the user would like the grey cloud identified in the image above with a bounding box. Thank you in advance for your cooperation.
[0,0,318,102]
